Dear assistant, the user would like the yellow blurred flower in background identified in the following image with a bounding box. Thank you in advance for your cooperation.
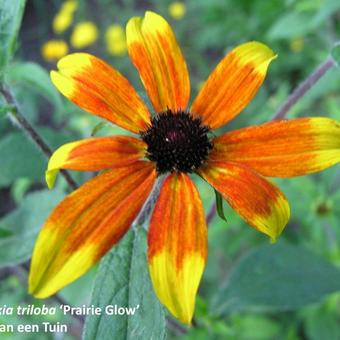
[53,0,78,34]
[41,40,69,62]
[70,21,98,49]
[168,1,186,20]
[105,24,127,56]
[62,0,78,13]
[290,37,304,53]
[53,12,72,34]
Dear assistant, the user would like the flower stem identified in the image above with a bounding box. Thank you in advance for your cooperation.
[135,177,163,227]
[272,56,336,120]
[207,203,217,225]
[0,86,78,191]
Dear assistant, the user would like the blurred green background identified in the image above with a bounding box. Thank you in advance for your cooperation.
[1,0,340,339]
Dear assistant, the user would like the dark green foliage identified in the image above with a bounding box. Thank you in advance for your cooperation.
[213,242,340,314]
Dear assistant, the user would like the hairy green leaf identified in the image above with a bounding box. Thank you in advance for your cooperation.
[4,62,63,114]
[0,228,13,238]
[213,242,340,314]
[0,132,46,186]
[0,189,64,266]
[267,12,314,40]
[83,228,166,340]
[0,104,15,117]
[0,129,73,187]
[304,304,340,340]
[0,0,26,73]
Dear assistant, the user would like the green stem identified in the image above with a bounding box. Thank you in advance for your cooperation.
[272,56,336,120]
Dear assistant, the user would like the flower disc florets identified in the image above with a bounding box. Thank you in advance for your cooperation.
[140,109,213,174]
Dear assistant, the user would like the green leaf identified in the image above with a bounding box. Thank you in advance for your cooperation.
[267,12,314,40]
[83,228,166,340]
[230,314,281,340]
[11,177,31,203]
[0,129,73,187]
[213,242,340,315]
[303,304,340,340]
[0,0,26,73]
[0,228,13,238]
[4,62,63,115]
[0,132,46,186]
[214,189,227,223]
[0,104,16,117]
[0,189,64,267]
[312,0,340,26]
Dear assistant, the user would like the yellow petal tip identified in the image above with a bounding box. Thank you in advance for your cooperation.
[234,41,277,76]
[149,252,204,325]
[28,282,52,299]
[56,52,92,71]
[45,142,78,189]
[50,70,75,97]
[270,236,278,244]
[45,169,58,189]
[144,10,160,19]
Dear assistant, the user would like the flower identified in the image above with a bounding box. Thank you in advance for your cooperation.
[105,24,127,56]
[290,37,304,53]
[29,11,340,325]
[41,40,69,62]
[168,1,186,20]
[53,0,78,34]
[53,12,72,34]
[70,21,98,49]
[61,0,78,13]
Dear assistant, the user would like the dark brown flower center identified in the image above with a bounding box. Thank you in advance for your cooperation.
[140,109,213,174]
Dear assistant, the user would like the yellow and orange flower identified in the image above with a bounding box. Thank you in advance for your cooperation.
[29,11,340,324]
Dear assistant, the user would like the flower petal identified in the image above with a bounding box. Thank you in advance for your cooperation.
[126,11,190,113]
[199,161,290,241]
[29,161,156,298]
[191,41,276,129]
[210,118,340,177]
[148,173,207,325]
[45,136,146,189]
[50,53,150,133]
